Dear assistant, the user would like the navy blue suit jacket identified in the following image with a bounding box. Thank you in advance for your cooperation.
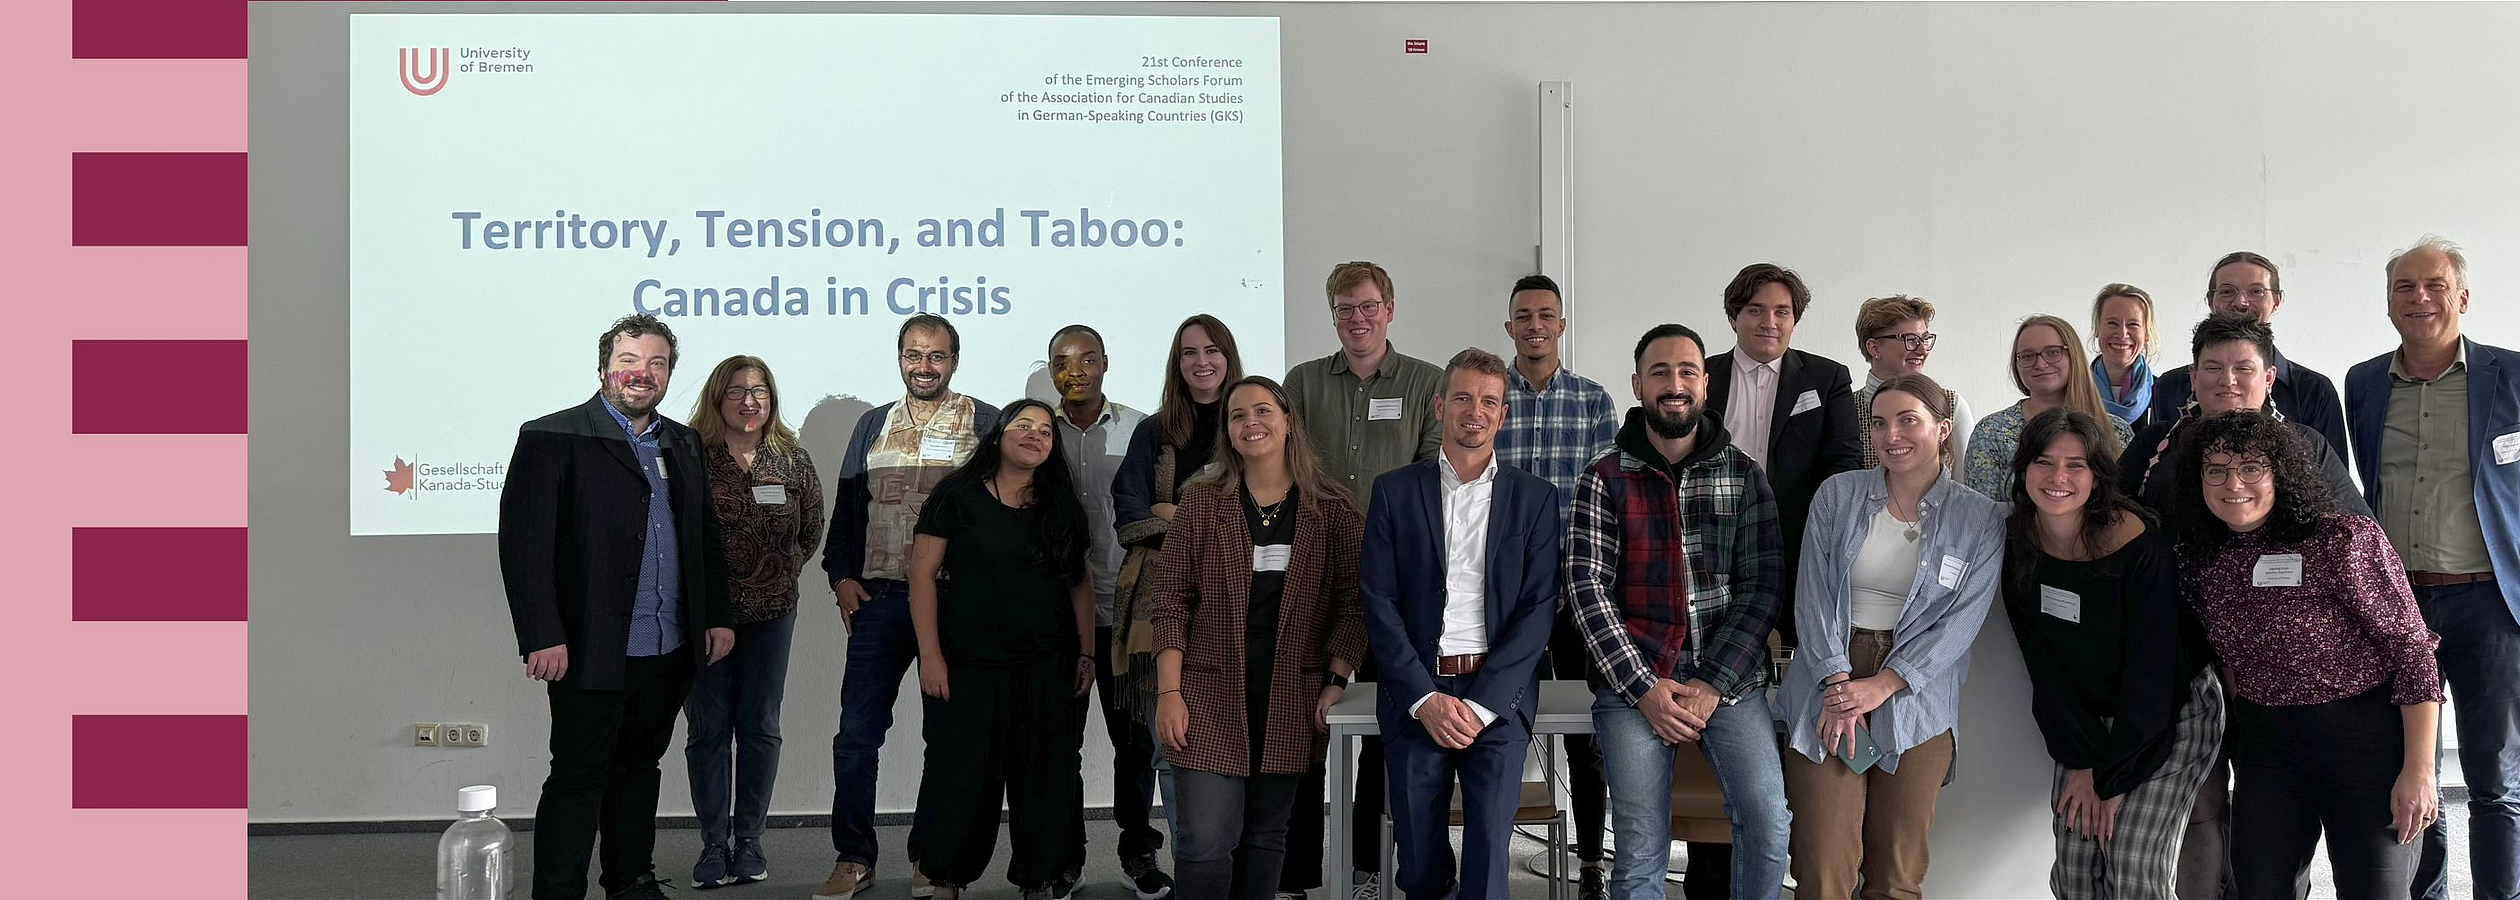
[2346,337,2520,622]
[1361,456,1564,734]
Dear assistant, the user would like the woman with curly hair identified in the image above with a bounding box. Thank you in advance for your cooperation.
[2169,413,2442,899]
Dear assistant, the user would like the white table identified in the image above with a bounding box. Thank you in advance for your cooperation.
[1321,680,1601,891]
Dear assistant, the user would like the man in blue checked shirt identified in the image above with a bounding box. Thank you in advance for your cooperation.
[1491,274,1620,900]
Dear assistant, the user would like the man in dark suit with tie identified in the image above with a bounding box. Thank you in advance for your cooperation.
[500,314,733,900]
[1694,262,1861,900]
[1362,348,1564,900]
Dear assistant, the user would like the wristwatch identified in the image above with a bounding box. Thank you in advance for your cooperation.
[1323,671,1350,689]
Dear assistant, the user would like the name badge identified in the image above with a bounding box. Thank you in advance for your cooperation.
[1790,389,1822,417]
[751,484,788,505]
[2252,553,2305,588]
[1368,398,1405,421]
[653,457,668,479]
[919,435,958,462]
[2495,431,2520,466]
[2039,585,2082,624]
[1937,554,1966,590]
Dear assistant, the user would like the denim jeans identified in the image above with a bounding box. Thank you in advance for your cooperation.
[829,580,922,866]
[683,610,797,846]
[1593,687,1791,900]
[1150,722,1179,823]
[2413,579,2520,900]
[1171,765,1302,900]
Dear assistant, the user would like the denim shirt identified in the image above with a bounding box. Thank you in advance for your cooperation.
[1778,467,2003,775]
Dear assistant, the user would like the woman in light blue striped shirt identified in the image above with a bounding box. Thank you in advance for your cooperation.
[1776,373,2006,899]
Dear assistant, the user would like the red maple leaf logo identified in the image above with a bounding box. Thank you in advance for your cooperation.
[384,457,416,495]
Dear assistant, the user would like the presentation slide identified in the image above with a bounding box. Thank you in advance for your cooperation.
[348,13,1284,535]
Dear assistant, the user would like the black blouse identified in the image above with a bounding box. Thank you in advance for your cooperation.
[2004,524,2203,799]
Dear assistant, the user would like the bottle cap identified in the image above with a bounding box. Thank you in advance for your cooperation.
[457,785,497,813]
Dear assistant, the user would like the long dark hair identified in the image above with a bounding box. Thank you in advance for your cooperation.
[2004,407,2150,598]
[2168,412,2333,557]
[1157,314,1244,449]
[933,398,1090,584]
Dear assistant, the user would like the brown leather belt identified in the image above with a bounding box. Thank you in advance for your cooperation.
[1436,654,1486,676]
[2409,571,2496,587]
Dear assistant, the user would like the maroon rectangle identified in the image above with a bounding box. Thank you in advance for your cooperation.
[72,152,246,247]
[72,0,248,59]
[73,0,731,59]
[1404,39,1429,54]
[75,528,246,621]
[72,715,248,808]
[71,340,247,434]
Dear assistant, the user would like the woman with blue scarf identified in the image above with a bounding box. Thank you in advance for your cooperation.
[2089,284,2158,431]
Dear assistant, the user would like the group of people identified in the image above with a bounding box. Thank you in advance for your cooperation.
[496,237,2517,900]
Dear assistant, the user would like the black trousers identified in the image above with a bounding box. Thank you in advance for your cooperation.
[2228,686,2419,900]
[1547,606,1611,864]
[1070,624,1165,869]
[911,654,1083,891]
[1284,657,1386,891]
[532,652,696,900]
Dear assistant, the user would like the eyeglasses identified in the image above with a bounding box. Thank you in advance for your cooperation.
[1331,300,1389,320]
[722,386,772,401]
[899,351,954,366]
[2013,346,2070,366]
[1869,333,1938,351]
[2209,286,2279,303]
[2201,462,2272,486]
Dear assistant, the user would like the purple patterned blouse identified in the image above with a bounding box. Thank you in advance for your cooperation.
[2182,514,2442,707]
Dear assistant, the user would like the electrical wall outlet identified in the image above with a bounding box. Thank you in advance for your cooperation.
[443,723,488,748]
[413,723,440,747]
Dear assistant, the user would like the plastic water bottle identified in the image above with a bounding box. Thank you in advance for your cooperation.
[437,785,514,899]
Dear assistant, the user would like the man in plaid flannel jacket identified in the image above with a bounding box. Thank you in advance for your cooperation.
[1565,323,1792,900]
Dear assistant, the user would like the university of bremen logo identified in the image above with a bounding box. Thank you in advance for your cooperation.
[399,47,450,96]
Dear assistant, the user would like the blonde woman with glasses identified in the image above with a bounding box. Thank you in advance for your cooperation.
[1965,315,2129,499]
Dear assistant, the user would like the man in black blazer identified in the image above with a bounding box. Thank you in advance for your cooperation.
[500,314,732,900]
[1362,349,1563,900]
[1692,263,1862,900]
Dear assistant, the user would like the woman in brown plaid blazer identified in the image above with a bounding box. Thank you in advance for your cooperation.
[1151,375,1367,900]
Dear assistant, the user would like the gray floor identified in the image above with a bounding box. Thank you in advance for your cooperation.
[250,820,1562,900]
[250,815,2467,899]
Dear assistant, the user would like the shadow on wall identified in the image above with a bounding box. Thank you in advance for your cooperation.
[797,393,875,549]
[1021,361,1056,410]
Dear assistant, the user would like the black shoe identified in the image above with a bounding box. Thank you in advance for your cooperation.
[1578,864,1607,900]
[608,874,674,900]
[1122,852,1175,900]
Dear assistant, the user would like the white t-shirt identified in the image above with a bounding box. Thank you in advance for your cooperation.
[1848,506,1921,631]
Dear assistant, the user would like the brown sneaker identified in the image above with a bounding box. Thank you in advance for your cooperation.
[928,882,962,900]
[812,861,873,899]
[910,865,936,899]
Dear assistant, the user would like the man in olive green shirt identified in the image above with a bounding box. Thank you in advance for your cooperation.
[1279,260,1441,899]
[2344,236,2520,900]
[1284,261,1445,517]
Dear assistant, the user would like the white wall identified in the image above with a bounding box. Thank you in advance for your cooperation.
[252,3,2520,897]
